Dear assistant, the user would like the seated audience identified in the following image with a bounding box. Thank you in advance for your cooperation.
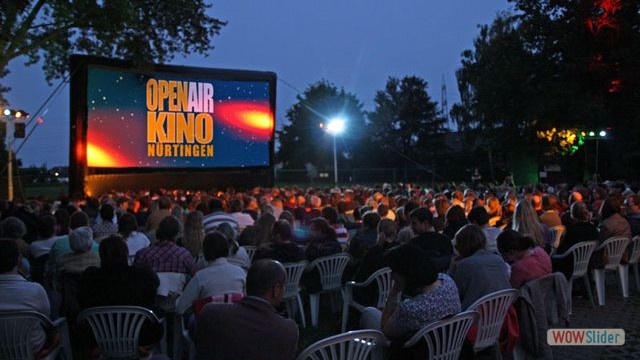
[213,222,250,271]
[203,198,239,235]
[408,207,453,273]
[360,243,461,360]
[134,216,195,275]
[540,194,562,228]
[91,204,118,242]
[497,229,552,288]
[323,206,349,244]
[0,239,51,353]
[254,220,305,263]
[55,226,100,275]
[625,194,640,237]
[443,205,468,240]
[448,224,511,309]
[467,206,501,253]
[229,199,254,232]
[118,213,150,258]
[49,211,98,265]
[513,200,551,249]
[348,211,381,262]
[195,259,298,360]
[177,232,246,314]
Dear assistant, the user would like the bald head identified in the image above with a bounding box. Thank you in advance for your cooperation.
[247,259,286,299]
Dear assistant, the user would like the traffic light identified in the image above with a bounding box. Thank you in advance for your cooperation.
[14,123,25,138]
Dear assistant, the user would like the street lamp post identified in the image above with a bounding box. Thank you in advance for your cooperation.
[326,118,345,185]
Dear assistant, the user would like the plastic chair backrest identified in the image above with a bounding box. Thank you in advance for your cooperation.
[628,236,640,264]
[308,253,351,291]
[567,241,598,278]
[283,261,309,299]
[156,272,187,297]
[370,267,393,308]
[243,246,257,262]
[467,289,518,351]
[602,237,630,270]
[404,311,479,360]
[296,329,385,360]
[0,311,54,360]
[77,306,160,360]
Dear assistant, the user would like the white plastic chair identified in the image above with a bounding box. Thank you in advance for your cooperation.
[551,240,597,312]
[77,306,162,360]
[550,225,566,250]
[467,289,519,357]
[0,311,72,360]
[592,236,630,305]
[243,246,257,262]
[404,310,479,360]
[341,267,393,332]
[306,253,351,327]
[296,329,386,360]
[283,261,309,328]
[625,236,640,293]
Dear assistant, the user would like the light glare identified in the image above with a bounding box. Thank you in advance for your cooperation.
[326,118,345,135]
[599,130,607,137]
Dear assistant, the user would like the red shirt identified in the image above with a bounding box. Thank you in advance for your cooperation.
[510,246,552,288]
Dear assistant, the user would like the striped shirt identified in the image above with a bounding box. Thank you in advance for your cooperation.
[203,211,240,235]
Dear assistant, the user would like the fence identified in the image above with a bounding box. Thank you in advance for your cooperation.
[274,167,439,185]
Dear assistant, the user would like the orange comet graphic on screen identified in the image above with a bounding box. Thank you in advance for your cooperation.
[215,101,274,141]
[87,142,121,167]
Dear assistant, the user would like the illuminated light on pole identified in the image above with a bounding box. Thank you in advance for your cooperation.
[326,117,346,184]
[3,109,10,116]
[588,131,595,137]
[599,130,607,137]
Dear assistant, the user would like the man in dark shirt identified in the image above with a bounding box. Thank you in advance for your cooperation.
[408,207,453,272]
[195,259,298,360]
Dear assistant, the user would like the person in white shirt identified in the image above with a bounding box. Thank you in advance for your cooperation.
[30,215,62,259]
[118,213,150,257]
[229,199,254,232]
[0,239,51,353]
[176,232,246,314]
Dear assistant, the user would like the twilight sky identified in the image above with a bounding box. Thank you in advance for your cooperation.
[4,0,510,167]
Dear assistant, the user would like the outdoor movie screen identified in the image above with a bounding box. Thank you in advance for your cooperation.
[86,65,274,169]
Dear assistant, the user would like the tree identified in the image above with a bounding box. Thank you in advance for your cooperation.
[277,80,367,170]
[0,0,226,103]
[368,76,447,169]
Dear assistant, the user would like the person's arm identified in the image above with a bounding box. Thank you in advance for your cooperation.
[380,281,402,337]
[176,276,200,314]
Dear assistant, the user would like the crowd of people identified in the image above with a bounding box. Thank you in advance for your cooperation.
[0,178,639,359]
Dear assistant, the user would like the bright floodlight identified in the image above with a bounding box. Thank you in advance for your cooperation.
[3,109,10,116]
[599,130,607,137]
[589,131,595,137]
[326,118,345,135]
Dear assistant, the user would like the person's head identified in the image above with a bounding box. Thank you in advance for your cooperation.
[434,198,451,218]
[600,196,621,220]
[156,216,181,242]
[246,259,287,307]
[100,204,115,222]
[570,201,591,222]
[377,218,397,246]
[624,194,640,215]
[99,235,128,269]
[69,211,90,230]
[208,198,224,212]
[272,220,293,244]
[202,232,230,262]
[309,196,322,209]
[486,197,502,217]
[321,206,339,225]
[54,209,70,235]
[444,205,466,227]
[542,195,557,211]
[228,199,243,213]
[569,191,583,204]
[278,210,295,227]
[467,206,490,227]
[512,200,544,246]
[158,196,171,210]
[362,211,382,230]
[497,229,536,263]
[308,217,336,241]
[0,217,26,239]
[384,243,438,297]
[453,224,487,258]
[69,226,94,254]
[37,215,56,239]
[409,207,434,234]
[118,213,138,239]
[0,239,19,274]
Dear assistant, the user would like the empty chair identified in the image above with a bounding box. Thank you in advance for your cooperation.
[243,246,257,262]
[77,306,163,360]
[467,289,519,358]
[306,253,351,327]
[625,236,640,293]
[296,329,386,360]
[404,310,479,360]
[592,236,630,305]
[0,311,72,360]
[551,240,597,312]
[283,261,309,328]
[341,267,393,332]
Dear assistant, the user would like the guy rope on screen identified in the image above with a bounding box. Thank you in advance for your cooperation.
[145,78,215,157]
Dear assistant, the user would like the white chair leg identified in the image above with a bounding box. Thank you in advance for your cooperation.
[285,299,293,320]
[593,269,606,306]
[53,318,73,360]
[583,275,595,308]
[296,293,306,328]
[310,293,320,327]
[618,264,629,298]
[634,263,640,293]
[341,288,350,333]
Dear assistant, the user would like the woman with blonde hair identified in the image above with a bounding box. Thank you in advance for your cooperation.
[182,211,205,258]
[512,200,550,249]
